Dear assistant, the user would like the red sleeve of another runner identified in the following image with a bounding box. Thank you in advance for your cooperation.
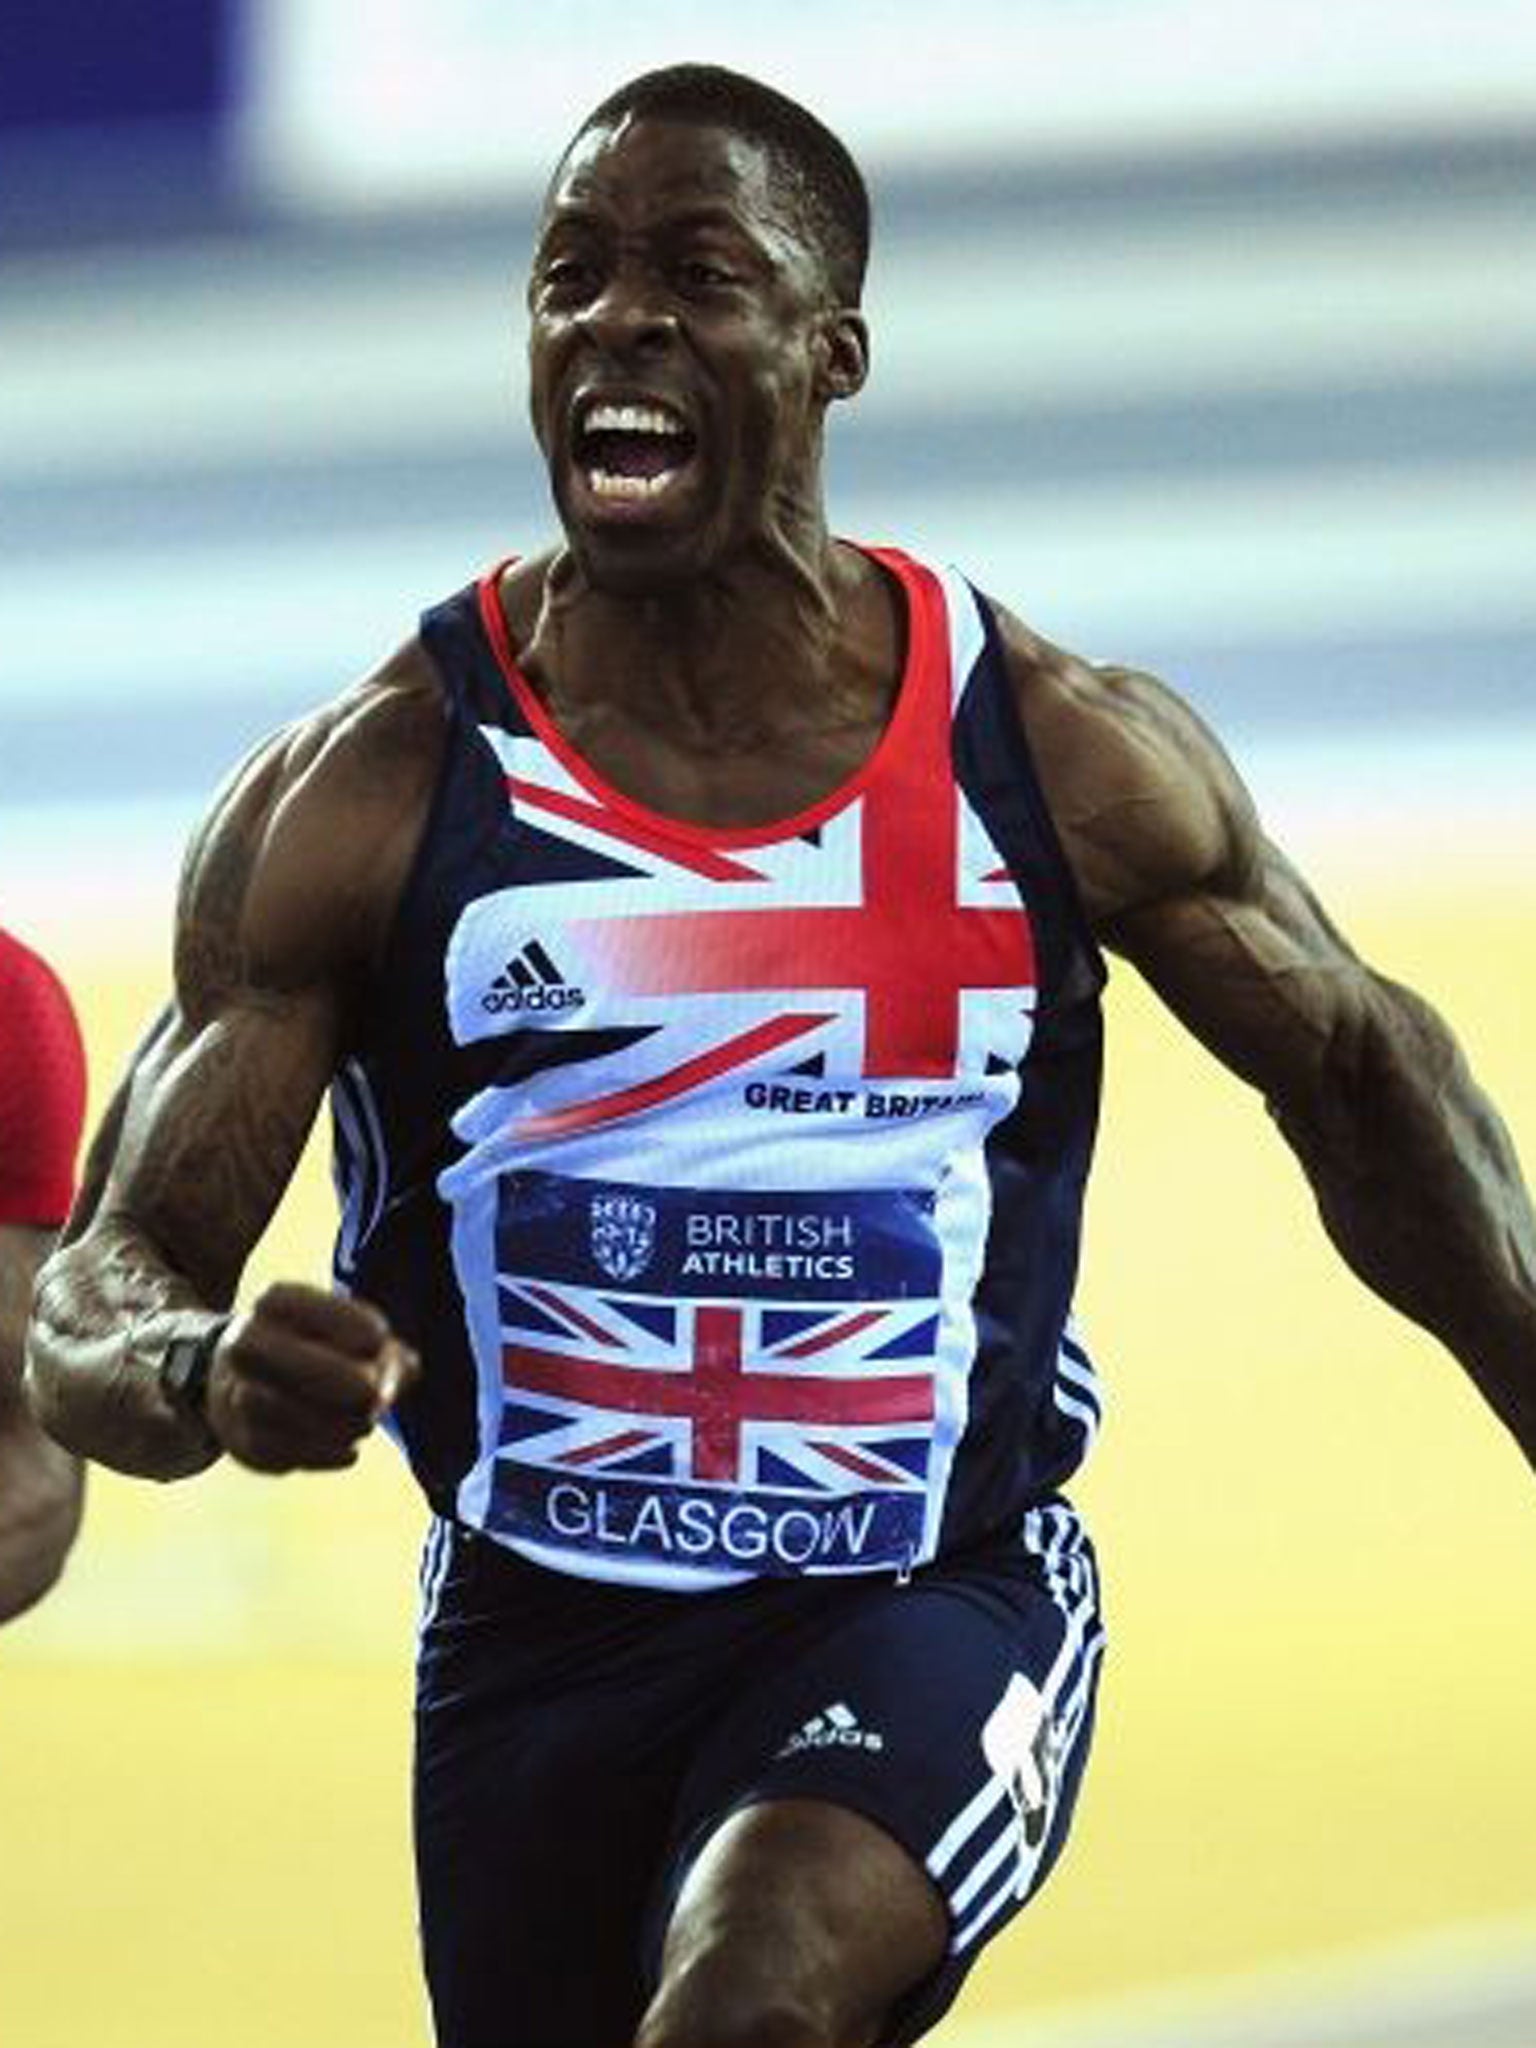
[0,931,87,1227]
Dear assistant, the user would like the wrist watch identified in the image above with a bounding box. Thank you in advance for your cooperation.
[158,1316,231,1427]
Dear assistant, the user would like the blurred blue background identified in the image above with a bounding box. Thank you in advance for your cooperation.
[4,0,1533,831]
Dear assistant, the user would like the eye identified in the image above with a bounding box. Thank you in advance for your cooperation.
[677,257,736,292]
[537,255,598,302]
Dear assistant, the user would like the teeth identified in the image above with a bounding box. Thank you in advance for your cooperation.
[587,468,678,499]
[583,400,685,436]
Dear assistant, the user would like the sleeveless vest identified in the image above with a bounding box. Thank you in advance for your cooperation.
[333,546,1106,1590]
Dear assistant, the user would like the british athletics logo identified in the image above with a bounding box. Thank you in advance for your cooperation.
[490,1280,939,1575]
[496,1172,940,1302]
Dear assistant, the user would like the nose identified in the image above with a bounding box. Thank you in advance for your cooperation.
[575,265,677,358]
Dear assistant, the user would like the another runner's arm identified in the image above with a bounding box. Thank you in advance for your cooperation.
[1006,628,1536,1472]
[1,1225,83,1617]
[26,651,443,1481]
[0,941,87,1618]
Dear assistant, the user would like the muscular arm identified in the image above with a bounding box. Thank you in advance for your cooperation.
[1005,621,1536,1470]
[26,648,444,1480]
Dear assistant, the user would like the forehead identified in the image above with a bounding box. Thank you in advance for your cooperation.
[542,115,797,244]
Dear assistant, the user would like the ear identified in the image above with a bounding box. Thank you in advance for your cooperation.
[815,310,869,403]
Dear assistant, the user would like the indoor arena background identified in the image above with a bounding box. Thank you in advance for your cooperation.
[3,6,1534,2045]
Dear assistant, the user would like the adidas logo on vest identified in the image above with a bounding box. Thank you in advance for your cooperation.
[481,939,584,1015]
[776,1700,885,1760]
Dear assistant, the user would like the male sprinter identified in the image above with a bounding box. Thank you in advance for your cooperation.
[1,926,85,1620]
[28,64,1536,2048]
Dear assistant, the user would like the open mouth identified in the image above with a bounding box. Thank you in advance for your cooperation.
[573,397,699,504]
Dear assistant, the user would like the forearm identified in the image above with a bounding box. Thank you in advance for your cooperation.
[0,1430,83,1620]
[1273,976,1536,1463]
[27,993,337,1478]
[26,1221,227,1480]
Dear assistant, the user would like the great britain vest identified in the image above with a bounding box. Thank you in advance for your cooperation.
[332,546,1106,1591]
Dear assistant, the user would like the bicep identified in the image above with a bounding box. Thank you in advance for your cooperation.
[68,656,440,1298]
[1104,836,1379,1108]
[85,727,348,1301]
[1006,645,1380,1098]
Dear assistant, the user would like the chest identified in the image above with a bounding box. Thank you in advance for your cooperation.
[440,719,1040,1091]
[533,701,895,831]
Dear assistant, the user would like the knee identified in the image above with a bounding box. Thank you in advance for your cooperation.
[634,1962,840,2048]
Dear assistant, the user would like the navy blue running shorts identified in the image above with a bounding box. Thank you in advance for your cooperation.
[414,1502,1104,2048]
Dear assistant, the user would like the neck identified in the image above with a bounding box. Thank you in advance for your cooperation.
[525,520,856,750]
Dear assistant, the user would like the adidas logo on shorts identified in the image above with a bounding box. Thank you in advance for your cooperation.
[481,940,584,1015]
[776,1699,885,1759]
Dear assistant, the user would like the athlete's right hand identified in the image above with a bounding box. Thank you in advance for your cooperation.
[205,1282,420,1473]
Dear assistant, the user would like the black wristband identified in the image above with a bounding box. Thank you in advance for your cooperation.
[158,1316,231,1424]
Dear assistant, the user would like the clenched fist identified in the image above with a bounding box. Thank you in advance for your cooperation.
[206,1282,419,1474]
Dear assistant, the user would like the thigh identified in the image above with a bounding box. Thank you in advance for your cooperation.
[651,1503,1106,2045]
[413,1531,686,2048]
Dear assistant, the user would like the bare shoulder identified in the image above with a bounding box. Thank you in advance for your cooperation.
[176,638,447,1013]
[987,599,1262,937]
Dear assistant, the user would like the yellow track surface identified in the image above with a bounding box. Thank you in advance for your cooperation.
[3,867,1533,2047]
